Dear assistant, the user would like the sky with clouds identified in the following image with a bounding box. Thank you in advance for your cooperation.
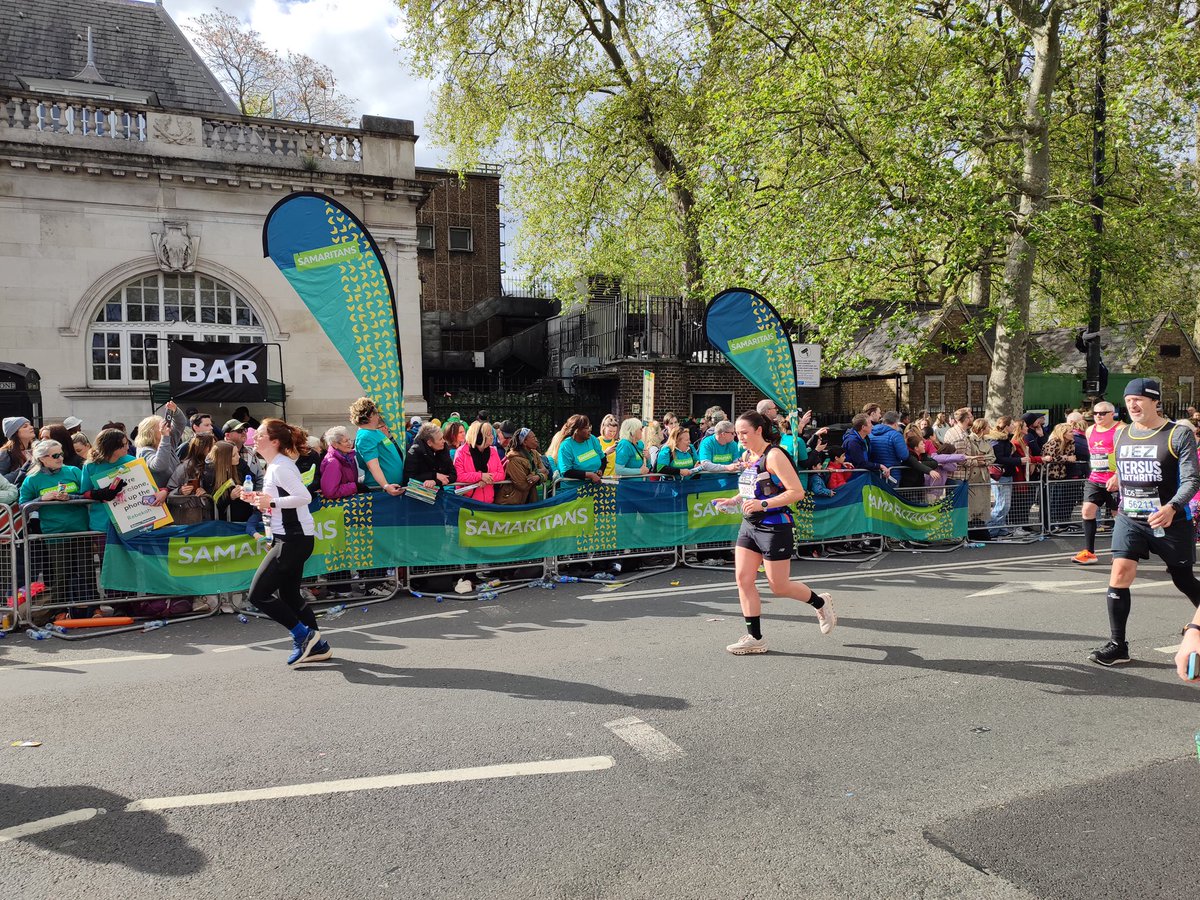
[164,0,442,166]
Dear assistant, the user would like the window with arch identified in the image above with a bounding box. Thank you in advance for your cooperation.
[89,272,266,386]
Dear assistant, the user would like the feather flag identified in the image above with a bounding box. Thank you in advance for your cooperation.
[703,288,799,414]
[262,191,405,447]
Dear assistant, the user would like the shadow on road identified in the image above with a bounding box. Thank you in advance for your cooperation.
[787,643,1199,702]
[836,617,1100,643]
[0,783,206,875]
[324,659,690,710]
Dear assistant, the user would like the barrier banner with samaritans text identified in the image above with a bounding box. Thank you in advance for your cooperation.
[100,474,966,596]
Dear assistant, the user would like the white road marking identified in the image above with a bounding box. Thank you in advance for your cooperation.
[2,653,172,671]
[584,549,1112,601]
[0,808,104,843]
[1156,644,1180,655]
[211,609,470,653]
[968,580,1096,598]
[604,716,686,761]
[123,756,615,811]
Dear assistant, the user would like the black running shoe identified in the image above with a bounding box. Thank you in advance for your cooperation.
[1088,640,1131,667]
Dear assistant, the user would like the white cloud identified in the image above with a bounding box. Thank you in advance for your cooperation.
[165,0,442,165]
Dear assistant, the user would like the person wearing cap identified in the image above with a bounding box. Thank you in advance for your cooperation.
[1088,378,1200,667]
[405,416,423,450]
[496,420,518,454]
[0,416,36,481]
[1072,399,1125,566]
[63,415,84,436]
[221,419,264,485]
[18,439,92,615]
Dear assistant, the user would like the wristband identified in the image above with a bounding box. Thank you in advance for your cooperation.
[1182,623,1200,637]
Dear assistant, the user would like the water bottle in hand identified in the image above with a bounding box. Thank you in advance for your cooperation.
[242,474,254,497]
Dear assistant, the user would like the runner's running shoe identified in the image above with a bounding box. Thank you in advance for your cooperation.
[815,593,836,634]
[726,634,768,655]
[1088,640,1131,667]
[1073,550,1099,565]
[295,640,332,665]
[287,627,321,666]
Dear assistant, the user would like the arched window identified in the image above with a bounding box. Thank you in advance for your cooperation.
[89,272,266,386]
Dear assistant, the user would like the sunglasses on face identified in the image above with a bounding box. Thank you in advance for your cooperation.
[45,453,63,460]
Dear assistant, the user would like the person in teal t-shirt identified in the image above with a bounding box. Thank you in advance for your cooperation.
[697,421,743,472]
[18,440,87,535]
[350,397,405,494]
[556,416,605,483]
[20,438,94,616]
[80,429,138,532]
[614,418,650,476]
[655,425,697,477]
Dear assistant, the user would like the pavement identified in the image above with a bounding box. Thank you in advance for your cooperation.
[1,533,1197,899]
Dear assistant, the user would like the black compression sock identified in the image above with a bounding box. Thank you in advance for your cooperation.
[1106,586,1131,645]
[745,616,762,640]
[806,588,824,609]
[1084,518,1097,554]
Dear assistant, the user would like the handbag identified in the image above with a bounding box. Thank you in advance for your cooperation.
[988,464,1003,480]
[165,493,213,525]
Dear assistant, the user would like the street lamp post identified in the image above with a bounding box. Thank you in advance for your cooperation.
[1085,1,1108,405]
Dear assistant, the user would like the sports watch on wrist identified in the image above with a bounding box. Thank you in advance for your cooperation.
[1181,623,1200,637]
[760,499,769,510]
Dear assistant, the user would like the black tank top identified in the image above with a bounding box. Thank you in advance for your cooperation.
[1113,422,1184,519]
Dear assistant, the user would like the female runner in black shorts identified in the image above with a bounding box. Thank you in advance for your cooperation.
[714,410,834,655]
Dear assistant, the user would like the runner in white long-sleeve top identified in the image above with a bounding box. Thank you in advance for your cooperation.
[244,418,330,667]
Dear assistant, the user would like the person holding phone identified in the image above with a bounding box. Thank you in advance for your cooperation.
[712,410,834,655]
[242,418,330,667]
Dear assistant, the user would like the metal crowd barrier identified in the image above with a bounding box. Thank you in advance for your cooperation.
[879,482,966,554]
[0,504,20,631]
[553,474,679,585]
[19,499,218,639]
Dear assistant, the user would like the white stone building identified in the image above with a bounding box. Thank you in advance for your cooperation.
[0,0,429,437]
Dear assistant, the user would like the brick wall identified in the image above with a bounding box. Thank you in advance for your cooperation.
[579,360,766,420]
[1135,320,1200,407]
[415,169,502,314]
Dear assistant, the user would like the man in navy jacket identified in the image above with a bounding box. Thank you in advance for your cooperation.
[844,414,891,480]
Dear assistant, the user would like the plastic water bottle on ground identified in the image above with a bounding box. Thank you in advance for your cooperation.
[25,628,50,641]
[555,575,579,583]
[485,579,502,588]
[236,614,249,624]
[323,604,347,620]
[478,590,498,601]
[142,620,166,632]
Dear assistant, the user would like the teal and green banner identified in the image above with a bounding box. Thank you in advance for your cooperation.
[101,474,966,596]
[262,192,405,448]
[704,288,798,414]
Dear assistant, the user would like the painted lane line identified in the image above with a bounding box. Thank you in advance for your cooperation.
[1,653,172,671]
[0,808,104,843]
[968,579,1096,599]
[124,756,615,811]
[583,549,1112,601]
[1156,644,1180,655]
[211,608,470,653]
[604,716,686,761]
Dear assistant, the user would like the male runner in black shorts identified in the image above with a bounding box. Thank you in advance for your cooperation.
[1088,378,1200,666]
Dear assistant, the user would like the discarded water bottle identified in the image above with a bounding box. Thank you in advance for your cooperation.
[967,542,987,549]
[485,579,502,588]
[323,604,347,620]
[411,591,424,598]
[555,575,579,584]
[435,595,445,603]
[25,627,50,641]
[142,620,166,632]
[478,590,498,601]
[236,614,249,624]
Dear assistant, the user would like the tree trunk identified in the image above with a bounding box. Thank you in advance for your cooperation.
[986,15,1061,421]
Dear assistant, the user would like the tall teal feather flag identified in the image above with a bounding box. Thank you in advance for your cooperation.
[704,288,799,414]
[262,192,405,449]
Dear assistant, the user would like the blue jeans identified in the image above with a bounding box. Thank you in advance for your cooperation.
[988,476,1013,531]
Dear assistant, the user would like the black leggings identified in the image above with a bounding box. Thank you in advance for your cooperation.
[247,535,317,631]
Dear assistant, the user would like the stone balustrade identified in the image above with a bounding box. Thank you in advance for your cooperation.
[0,91,416,179]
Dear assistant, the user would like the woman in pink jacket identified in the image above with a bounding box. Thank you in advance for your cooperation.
[454,421,506,504]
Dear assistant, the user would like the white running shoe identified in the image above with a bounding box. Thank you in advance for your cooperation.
[815,593,836,634]
[726,634,768,655]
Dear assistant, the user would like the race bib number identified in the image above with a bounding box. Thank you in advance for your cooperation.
[738,470,757,500]
[1089,452,1110,472]
[1122,496,1158,517]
